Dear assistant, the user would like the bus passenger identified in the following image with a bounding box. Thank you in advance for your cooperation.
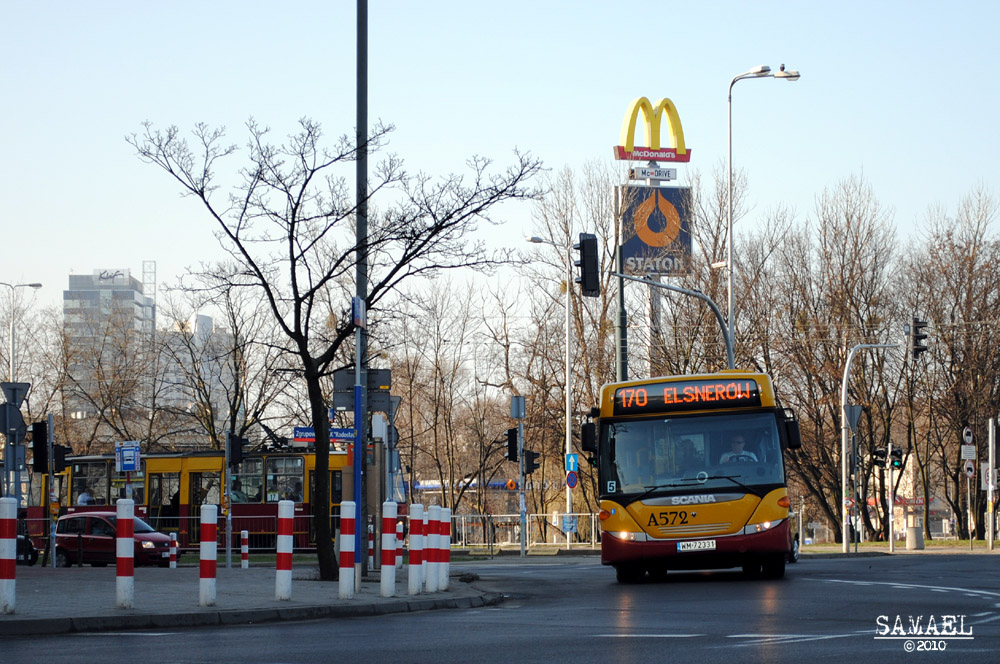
[720,435,758,464]
[78,485,94,505]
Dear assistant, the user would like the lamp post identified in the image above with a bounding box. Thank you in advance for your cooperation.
[726,64,800,340]
[1,281,42,501]
[526,236,573,543]
[2,282,43,381]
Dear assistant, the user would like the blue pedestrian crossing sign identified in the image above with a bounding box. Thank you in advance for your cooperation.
[566,454,579,472]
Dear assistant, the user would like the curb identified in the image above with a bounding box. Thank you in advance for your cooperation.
[0,592,505,637]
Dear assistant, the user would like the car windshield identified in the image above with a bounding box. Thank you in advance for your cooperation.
[602,411,785,495]
[107,516,158,534]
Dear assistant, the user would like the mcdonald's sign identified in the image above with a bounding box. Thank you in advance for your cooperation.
[613,97,691,162]
[617,185,692,276]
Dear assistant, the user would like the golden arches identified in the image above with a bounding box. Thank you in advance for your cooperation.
[619,97,688,155]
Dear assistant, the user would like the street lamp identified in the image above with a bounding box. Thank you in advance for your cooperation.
[726,64,800,341]
[1,282,43,381]
[525,236,573,539]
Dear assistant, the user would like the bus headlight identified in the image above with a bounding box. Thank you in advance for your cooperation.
[612,531,648,542]
[740,519,782,536]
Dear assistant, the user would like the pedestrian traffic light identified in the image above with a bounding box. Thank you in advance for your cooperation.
[573,232,600,298]
[52,444,70,473]
[908,316,929,360]
[524,449,540,475]
[872,448,887,468]
[30,421,48,472]
[227,432,245,467]
[506,428,518,462]
[890,447,903,470]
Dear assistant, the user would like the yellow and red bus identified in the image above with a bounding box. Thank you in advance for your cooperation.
[581,371,802,583]
[25,448,350,551]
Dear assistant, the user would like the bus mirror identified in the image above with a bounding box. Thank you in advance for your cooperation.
[581,422,598,454]
[783,411,802,450]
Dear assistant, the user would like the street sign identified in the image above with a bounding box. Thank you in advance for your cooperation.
[845,404,863,433]
[964,459,976,479]
[566,470,579,489]
[561,515,577,533]
[565,454,578,472]
[963,426,973,445]
[115,441,141,472]
[1,402,27,440]
[980,465,996,491]
[0,382,30,407]
[961,444,976,460]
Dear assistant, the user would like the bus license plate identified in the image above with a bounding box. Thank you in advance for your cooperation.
[677,539,716,552]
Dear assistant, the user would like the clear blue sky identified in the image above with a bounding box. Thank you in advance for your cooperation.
[3,1,998,311]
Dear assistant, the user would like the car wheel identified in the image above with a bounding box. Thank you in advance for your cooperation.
[27,547,38,566]
[55,549,71,568]
[788,538,800,564]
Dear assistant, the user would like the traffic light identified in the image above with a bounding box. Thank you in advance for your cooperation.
[573,232,600,298]
[872,448,887,468]
[506,428,518,462]
[53,444,70,473]
[30,421,48,472]
[227,432,246,467]
[890,447,903,470]
[524,449,540,475]
[908,316,928,360]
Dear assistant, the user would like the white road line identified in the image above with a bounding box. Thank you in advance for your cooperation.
[814,577,1000,599]
[595,634,704,638]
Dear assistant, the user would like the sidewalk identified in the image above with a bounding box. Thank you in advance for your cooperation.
[0,564,501,637]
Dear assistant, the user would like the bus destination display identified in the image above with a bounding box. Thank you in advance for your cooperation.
[613,378,761,415]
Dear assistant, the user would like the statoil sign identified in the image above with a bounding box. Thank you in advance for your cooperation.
[614,96,692,275]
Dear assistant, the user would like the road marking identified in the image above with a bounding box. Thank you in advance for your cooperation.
[726,633,855,646]
[597,633,703,638]
[816,577,1000,599]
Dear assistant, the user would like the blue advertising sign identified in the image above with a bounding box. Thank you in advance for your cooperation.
[618,185,692,276]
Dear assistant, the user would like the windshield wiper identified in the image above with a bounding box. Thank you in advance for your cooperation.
[633,480,700,503]
[701,474,764,497]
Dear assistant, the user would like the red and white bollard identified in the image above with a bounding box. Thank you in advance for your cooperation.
[407,504,423,595]
[276,500,293,600]
[367,524,374,570]
[380,501,397,597]
[241,530,249,569]
[199,504,218,606]
[0,497,17,614]
[338,501,355,599]
[396,520,404,569]
[116,499,135,609]
[440,507,452,591]
[169,532,177,569]
[425,505,440,593]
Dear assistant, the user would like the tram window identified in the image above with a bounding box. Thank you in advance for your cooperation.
[232,459,263,503]
[112,468,145,504]
[190,472,221,506]
[72,462,109,505]
[265,457,304,503]
[148,473,180,529]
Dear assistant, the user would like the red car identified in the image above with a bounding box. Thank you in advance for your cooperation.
[54,512,176,568]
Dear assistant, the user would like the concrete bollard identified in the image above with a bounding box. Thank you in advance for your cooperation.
[276,500,294,600]
[425,505,440,593]
[199,504,218,606]
[338,501,355,600]
[368,524,374,570]
[440,507,452,591]
[116,499,135,609]
[380,501,397,597]
[396,520,404,569]
[421,507,430,591]
[408,504,424,595]
[241,530,249,568]
[0,497,17,614]
[169,532,177,569]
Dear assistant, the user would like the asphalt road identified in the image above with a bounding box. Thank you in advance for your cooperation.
[3,554,999,663]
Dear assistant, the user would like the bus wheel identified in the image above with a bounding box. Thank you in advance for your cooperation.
[741,558,762,578]
[615,564,645,584]
[761,554,786,579]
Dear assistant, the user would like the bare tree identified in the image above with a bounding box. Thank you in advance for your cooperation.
[128,117,540,579]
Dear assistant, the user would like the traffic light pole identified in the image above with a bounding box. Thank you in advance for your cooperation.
[840,343,897,553]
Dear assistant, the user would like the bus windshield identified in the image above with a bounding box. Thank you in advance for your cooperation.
[602,411,785,496]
